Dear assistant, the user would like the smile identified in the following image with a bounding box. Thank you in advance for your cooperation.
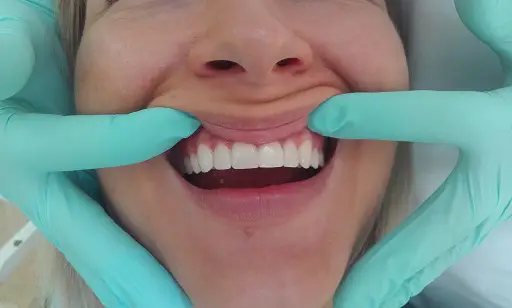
[167,120,337,226]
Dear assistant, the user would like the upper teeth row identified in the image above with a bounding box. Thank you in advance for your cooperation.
[184,140,324,174]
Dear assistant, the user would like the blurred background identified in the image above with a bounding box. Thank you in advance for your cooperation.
[0,198,41,308]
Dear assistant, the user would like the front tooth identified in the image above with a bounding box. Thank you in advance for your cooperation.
[299,140,312,168]
[197,144,213,173]
[283,140,299,167]
[258,142,284,168]
[311,150,320,169]
[184,156,194,174]
[231,143,259,169]
[190,154,201,174]
[319,152,325,167]
[214,144,231,170]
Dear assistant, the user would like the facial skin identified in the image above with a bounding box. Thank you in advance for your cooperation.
[75,1,408,307]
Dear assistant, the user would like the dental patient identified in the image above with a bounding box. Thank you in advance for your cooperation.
[45,0,410,307]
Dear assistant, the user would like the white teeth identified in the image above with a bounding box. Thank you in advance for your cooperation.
[183,140,325,174]
[283,140,299,167]
[197,144,213,173]
[231,143,259,169]
[190,154,201,174]
[299,140,312,169]
[213,144,231,170]
[184,156,193,174]
[258,142,284,168]
[311,150,320,169]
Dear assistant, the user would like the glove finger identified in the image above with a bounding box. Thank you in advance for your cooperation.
[0,19,35,100]
[455,0,512,82]
[66,170,103,203]
[308,90,510,151]
[0,107,200,172]
[334,162,504,308]
[381,216,502,308]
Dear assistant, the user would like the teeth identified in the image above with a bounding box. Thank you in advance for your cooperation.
[258,142,284,168]
[190,154,201,174]
[197,144,213,173]
[231,143,259,169]
[213,144,231,170]
[183,140,325,174]
[184,156,193,174]
[299,140,312,169]
[311,150,320,169]
[283,141,299,167]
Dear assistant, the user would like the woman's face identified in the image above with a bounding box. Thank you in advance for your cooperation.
[76,1,408,307]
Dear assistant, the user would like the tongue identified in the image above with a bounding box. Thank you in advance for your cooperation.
[185,168,319,190]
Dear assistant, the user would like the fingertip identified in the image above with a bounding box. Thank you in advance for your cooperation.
[134,107,200,139]
[308,96,347,136]
[153,107,200,134]
[172,111,202,135]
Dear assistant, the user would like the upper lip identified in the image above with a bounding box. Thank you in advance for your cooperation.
[199,113,310,144]
[193,86,341,143]
[200,106,312,131]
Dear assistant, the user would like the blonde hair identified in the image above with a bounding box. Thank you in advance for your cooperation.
[41,1,411,306]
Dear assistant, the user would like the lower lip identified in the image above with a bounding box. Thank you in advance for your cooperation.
[171,149,336,227]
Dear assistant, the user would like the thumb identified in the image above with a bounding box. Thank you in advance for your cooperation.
[308,90,503,150]
[0,107,200,171]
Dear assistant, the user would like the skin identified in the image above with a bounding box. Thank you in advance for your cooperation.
[75,0,408,307]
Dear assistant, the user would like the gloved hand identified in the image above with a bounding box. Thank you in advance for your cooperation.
[308,0,512,307]
[0,1,198,307]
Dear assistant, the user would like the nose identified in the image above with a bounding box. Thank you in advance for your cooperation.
[188,4,313,84]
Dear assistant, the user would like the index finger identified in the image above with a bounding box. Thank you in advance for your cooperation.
[0,107,200,172]
[308,90,510,150]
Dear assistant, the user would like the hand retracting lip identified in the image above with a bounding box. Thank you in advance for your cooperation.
[188,85,342,143]
[165,86,340,191]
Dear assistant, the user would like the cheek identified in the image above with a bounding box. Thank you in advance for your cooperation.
[354,141,397,204]
[74,22,191,115]
[299,8,408,91]
[338,30,408,91]
[96,162,171,252]
[345,140,397,227]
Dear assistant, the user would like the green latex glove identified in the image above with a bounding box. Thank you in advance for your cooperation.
[0,1,198,307]
[308,0,512,307]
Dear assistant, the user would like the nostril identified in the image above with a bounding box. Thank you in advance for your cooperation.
[206,60,242,72]
[276,58,301,68]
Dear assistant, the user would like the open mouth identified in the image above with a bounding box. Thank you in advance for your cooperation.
[167,128,337,190]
